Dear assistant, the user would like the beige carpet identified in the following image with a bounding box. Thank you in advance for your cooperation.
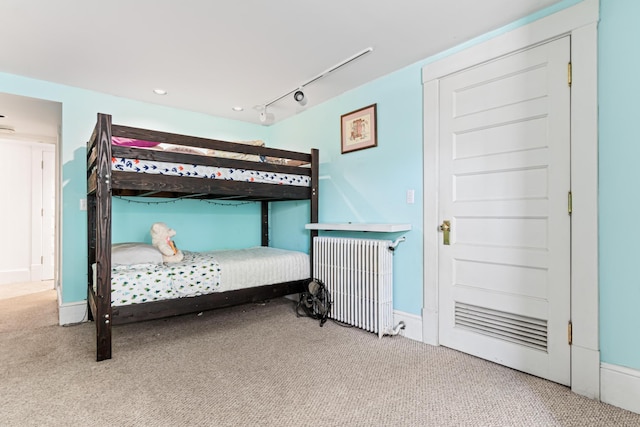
[1,290,639,427]
[0,280,54,300]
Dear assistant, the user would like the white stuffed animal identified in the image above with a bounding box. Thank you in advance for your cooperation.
[150,222,184,263]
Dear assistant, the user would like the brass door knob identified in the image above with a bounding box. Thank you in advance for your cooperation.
[439,220,451,245]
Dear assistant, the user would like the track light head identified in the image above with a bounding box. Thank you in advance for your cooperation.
[258,106,274,125]
[293,90,307,106]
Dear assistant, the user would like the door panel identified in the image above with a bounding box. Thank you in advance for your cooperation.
[42,149,55,280]
[438,37,571,385]
[0,140,32,284]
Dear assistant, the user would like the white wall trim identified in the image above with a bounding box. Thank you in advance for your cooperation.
[422,0,600,398]
[572,344,601,400]
[394,310,422,342]
[569,19,600,400]
[57,286,87,325]
[422,77,440,348]
[30,145,43,282]
[601,363,640,415]
[30,264,43,282]
[58,300,87,326]
[421,306,439,346]
[0,269,30,285]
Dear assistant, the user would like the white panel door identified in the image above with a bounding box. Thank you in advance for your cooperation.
[438,37,571,385]
[0,140,32,284]
[42,148,55,280]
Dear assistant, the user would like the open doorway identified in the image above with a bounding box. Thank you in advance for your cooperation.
[0,93,61,299]
[0,281,54,300]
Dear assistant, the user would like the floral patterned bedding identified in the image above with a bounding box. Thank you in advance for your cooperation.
[110,251,222,306]
[106,247,309,307]
[111,157,311,187]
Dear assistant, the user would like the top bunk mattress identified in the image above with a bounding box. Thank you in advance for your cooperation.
[111,156,311,187]
[110,136,311,187]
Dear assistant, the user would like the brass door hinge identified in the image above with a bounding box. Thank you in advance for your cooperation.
[568,62,572,87]
[568,191,572,215]
[568,321,573,346]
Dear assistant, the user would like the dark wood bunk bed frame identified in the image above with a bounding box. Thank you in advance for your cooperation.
[87,113,319,361]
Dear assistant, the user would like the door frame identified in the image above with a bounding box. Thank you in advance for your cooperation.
[41,147,56,280]
[422,0,599,398]
[30,142,56,282]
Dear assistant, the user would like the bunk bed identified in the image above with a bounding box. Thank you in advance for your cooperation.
[87,113,319,361]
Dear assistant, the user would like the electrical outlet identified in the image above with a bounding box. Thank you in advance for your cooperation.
[80,198,87,211]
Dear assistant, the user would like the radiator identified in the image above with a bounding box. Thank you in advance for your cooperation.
[313,236,396,338]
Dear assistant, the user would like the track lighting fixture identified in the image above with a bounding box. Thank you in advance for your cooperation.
[293,90,307,106]
[258,106,274,124]
[257,47,374,124]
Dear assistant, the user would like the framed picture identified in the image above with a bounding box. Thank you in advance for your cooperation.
[341,104,377,154]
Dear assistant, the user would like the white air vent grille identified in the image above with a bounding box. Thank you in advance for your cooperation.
[455,302,547,352]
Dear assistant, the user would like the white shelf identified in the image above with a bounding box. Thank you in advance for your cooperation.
[305,223,412,232]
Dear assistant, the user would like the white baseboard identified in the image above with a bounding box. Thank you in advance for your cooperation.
[0,269,30,285]
[421,307,439,346]
[601,363,640,415]
[393,310,422,342]
[30,264,43,281]
[58,300,88,326]
[57,285,88,326]
[571,345,600,399]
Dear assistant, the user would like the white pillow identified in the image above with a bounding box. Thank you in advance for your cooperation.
[112,243,163,266]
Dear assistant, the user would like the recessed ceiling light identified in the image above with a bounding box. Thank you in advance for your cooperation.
[153,88,168,95]
[232,106,244,112]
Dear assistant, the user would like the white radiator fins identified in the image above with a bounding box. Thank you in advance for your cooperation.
[313,237,394,338]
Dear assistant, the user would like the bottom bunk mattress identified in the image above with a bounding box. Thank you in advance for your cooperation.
[102,247,309,307]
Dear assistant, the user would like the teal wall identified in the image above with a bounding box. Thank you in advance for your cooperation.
[4,0,638,372]
[267,65,424,314]
[111,198,262,251]
[598,0,640,370]
[0,72,263,303]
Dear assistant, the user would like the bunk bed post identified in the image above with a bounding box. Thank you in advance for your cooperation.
[261,201,269,247]
[93,113,113,361]
[310,149,319,277]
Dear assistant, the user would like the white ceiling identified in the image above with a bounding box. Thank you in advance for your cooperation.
[0,93,60,142]
[0,0,564,136]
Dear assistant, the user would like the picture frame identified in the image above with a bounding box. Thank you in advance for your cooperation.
[341,103,377,154]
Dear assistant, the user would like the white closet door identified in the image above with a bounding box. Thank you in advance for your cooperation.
[0,140,55,285]
[42,148,55,280]
[438,37,571,385]
[0,140,32,284]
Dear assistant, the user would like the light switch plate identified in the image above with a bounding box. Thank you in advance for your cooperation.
[406,189,415,204]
